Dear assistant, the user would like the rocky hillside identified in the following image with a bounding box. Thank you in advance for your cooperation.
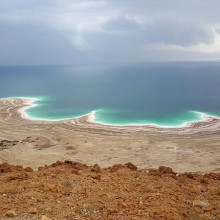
[0,161,219,219]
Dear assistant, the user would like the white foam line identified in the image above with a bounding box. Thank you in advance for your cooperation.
[88,110,219,128]
[19,97,42,121]
[0,96,54,122]
[13,97,95,122]
[1,97,219,128]
[87,110,96,122]
[191,110,220,120]
[21,100,219,127]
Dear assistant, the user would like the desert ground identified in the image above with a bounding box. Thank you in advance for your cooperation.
[0,161,219,219]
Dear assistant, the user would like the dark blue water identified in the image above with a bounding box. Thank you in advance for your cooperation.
[0,62,220,126]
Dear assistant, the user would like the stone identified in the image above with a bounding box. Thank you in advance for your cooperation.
[29,207,37,214]
[203,206,213,212]
[41,215,52,220]
[165,214,173,219]
[125,162,137,171]
[193,200,211,208]
[90,164,101,173]
[48,184,57,192]
[5,210,16,218]
[158,166,176,175]
[24,167,33,172]
[82,202,103,213]
[92,174,101,180]
[121,202,127,208]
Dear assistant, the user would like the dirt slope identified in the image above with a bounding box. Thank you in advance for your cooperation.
[0,161,219,220]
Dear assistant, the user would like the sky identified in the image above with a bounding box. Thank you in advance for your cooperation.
[0,0,220,65]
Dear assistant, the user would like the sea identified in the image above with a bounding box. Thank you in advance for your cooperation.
[0,62,220,127]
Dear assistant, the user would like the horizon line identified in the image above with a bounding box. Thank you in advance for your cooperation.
[1,59,220,68]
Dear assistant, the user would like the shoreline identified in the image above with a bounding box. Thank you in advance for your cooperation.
[0,96,220,173]
[3,96,220,129]
[89,110,217,128]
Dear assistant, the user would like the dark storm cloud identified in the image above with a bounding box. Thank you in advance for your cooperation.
[143,21,213,46]
[103,16,140,33]
[0,22,84,65]
[0,0,220,65]
[102,16,213,46]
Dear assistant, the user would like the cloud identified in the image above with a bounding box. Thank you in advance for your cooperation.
[143,20,213,47]
[103,16,142,33]
[215,29,220,34]
[0,0,220,65]
[146,28,220,54]
[69,34,93,51]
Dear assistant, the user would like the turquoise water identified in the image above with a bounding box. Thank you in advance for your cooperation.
[0,62,220,126]
[94,109,203,126]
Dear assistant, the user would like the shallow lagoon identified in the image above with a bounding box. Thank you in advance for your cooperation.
[0,62,220,126]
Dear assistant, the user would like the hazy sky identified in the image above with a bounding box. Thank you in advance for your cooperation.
[1,0,220,65]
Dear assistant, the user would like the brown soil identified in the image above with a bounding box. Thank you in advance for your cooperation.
[0,161,219,220]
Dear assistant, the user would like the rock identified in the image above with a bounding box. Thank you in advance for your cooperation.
[5,210,16,218]
[109,164,124,172]
[158,166,176,175]
[199,178,208,184]
[165,214,173,219]
[64,160,88,170]
[193,200,211,208]
[29,207,37,214]
[121,202,127,208]
[148,168,161,176]
[24,167,33,172]
[0,163,13,173]
[51,160,64,167]
[204,173,220,180]
[82,202,103,213]
[72,169,79,175]
[7,172,28,181]
[90,164,101,173]
[41,215,52,220]
[203,206,212,212]
[47,184,57,192]
[125,162,137,171]
[88,174,101,180]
